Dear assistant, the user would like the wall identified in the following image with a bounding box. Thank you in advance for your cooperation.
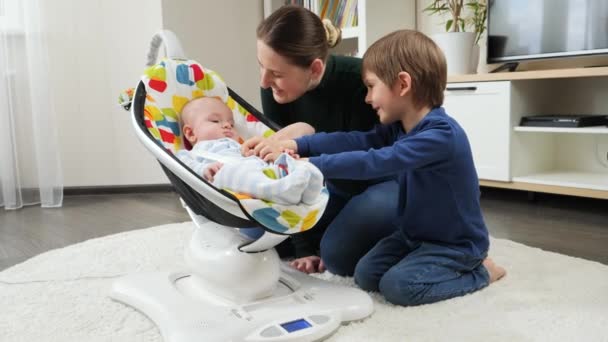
[161,0,264,110]
[365,0,416,49]
[43,0,264,187]
[45,0,167,187]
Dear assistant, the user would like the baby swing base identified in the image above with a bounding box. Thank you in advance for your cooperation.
[111,265,373,342]
[111,211,373,342]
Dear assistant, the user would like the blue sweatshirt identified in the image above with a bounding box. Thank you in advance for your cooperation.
[295,107,489,258]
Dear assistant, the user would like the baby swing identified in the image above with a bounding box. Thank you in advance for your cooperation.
[110,30,373,342]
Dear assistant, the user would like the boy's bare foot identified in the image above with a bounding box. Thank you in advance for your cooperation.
[289,255,325,274]
[483,257,506,283]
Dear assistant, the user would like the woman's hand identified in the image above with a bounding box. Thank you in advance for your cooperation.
[203,162,223,182]
[289,255,325,274]
[241,136,265,157]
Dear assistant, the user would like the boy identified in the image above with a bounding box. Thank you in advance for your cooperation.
[261,30,505,306]
[176,96,323,206]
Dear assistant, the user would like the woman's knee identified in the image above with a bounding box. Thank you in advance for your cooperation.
[350,197,396,224]
[353,259,381,292]
[319,239,356,276]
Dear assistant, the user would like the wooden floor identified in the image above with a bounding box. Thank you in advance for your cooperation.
[0,191,189,271]
[1,188,606,271]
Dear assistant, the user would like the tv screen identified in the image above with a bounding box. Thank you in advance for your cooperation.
[487,0,608,63]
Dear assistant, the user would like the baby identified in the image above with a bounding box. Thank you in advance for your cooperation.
[176,97,323,205]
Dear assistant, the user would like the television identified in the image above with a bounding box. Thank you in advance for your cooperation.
[487,0,608,64]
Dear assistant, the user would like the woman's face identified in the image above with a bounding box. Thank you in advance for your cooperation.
[257,40,315,104]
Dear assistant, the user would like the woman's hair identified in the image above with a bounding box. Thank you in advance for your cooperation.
[257,5,342,68]
[363,30,447,108]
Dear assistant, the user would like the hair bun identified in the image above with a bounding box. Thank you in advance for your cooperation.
[322,18,342,48]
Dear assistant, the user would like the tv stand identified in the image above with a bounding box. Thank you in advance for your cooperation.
[490,62,519,73]
[444,66,608,200]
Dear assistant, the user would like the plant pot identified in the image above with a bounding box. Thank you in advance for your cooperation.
[470,44,480,73]
[432,32,478,75]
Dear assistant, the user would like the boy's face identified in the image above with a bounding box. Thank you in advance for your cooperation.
[256,40,318,104]
[182,97,238,144]
[363,71,404,124]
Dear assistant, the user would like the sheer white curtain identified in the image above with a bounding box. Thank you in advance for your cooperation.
[0,0,62,210]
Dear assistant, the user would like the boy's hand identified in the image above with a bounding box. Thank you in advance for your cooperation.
[203,162,223,182]
[282,148,300,159]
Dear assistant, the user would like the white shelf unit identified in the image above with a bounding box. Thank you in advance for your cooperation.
[514,126,608,134]
[512,171,608,192]
[444,74,608,199]
[263,0,415,57]
[443,81,512,181]
[340,26,360,39]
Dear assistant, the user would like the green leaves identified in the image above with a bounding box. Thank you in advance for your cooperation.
[423,0,449,14]
[424,0,487,43]
[465,0,487,44]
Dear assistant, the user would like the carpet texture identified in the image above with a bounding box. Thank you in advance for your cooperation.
[1,222,607,341]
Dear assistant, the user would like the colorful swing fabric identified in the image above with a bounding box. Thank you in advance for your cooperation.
[139,58,328,235]
[141,58,273,151]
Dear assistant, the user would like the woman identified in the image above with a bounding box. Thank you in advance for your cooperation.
[243,5,398,276]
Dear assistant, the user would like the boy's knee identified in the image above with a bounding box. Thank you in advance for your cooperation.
[353,260,380,292]
[378,274,430,306]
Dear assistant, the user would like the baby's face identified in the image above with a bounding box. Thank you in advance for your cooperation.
[183,97,239,143]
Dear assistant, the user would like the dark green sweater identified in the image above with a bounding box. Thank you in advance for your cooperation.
[261,55,382,257]
[261,55,378,134]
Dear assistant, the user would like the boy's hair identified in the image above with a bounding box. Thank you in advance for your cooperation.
[362,30,447,108]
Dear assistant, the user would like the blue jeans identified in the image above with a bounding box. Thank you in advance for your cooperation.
[354,230,490,306]
[319,179,399,276]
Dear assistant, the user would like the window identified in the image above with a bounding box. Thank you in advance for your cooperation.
[0,1,23,34]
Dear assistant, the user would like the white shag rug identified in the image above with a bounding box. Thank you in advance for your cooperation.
[1,222,608,342]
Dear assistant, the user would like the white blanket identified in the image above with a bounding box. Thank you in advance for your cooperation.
[177,139,323,205]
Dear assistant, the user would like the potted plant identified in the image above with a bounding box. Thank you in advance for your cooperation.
[424,0,487,75]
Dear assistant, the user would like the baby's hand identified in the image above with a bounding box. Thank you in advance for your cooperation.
[203,162,223,182]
